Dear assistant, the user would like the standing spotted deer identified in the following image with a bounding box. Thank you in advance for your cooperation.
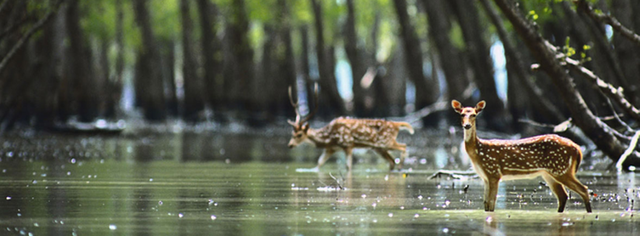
[452,100,592,213]
[287,85,414,171]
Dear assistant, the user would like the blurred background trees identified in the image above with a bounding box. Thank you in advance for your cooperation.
[1,0,640,147]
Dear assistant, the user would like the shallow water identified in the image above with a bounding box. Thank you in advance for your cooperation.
[0,129,637,235]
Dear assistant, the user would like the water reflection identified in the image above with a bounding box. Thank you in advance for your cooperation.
[0,130,637,235]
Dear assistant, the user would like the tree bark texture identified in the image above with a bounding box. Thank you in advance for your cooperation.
[66,0,98,122]
[479,0,565,130]
[344,0,366,117]
[133,0,166,121]
[197,0,225,119]
[608,0,640,106]
[311,0,345,118]
[392,0,436,111]
[272,0,297,119]
[105,0,124,119]
[180,0,204,121]
[423,0,468,104]
[228,0,256,118]
[451,0,507,130]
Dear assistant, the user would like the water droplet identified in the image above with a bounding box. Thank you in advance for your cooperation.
[70,158,76,164]
[158,201,163,206]
[6,152,13,157]
[361,194,367,199]
[414,214,420,218]
[486,216,493,223]
[178,213,184,218]
[388,213,393,217]
[372,203,377,208]
[6,196,11,200]
[417,195,423,200]
[33,223,39,227]
[149,178,153,182]
[400,206,405,210]
[210,215,217,220]
[109,224,117,230]
[208,199,215,205]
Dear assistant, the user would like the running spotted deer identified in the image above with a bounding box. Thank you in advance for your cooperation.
[287,85,414,171]
[452,100,592,213]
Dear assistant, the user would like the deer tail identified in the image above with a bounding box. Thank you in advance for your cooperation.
[574,145,583,174]
[397,122,414,135]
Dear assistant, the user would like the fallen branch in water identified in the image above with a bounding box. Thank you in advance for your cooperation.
[429,170,478,180]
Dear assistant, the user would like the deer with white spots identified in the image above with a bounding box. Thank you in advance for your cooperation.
[287,85,414,171]
[452,100,592,213]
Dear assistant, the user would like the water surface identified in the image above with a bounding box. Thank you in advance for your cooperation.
[0,129,637,235]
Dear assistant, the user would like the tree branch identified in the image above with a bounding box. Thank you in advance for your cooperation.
[0,15,30,41]
[559,53,640,123]
[576,0,640,47]
[0,6,59,74]
[492,0,640,170]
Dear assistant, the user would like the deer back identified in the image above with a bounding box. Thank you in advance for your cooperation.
[317,117,400,148]
[473,134,582,177]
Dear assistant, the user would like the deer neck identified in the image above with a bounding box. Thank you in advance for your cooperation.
[306,128,331,147]
[463,123,481,157]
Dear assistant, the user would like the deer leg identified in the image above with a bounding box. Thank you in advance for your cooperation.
[543,174,568,213]
[560,175,592,213]
[398,148,407,170]
[374,148,396,171]
[344,147,354,171]
[484,178,500,212]
[316,149,335,169]
[391,142,407,170]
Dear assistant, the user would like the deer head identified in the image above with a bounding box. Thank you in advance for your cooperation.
[452,100,485,130]
[288,83,318,148]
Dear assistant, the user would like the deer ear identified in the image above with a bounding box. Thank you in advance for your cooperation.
[302,123,309,132]
[475,100,486,113]
[451,100,463,114]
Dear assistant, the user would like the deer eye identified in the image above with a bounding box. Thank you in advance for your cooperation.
[470,114,476,117]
